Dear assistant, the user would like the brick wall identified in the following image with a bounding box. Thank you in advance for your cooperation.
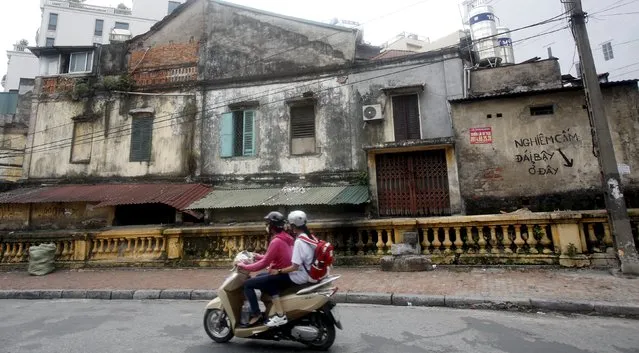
[129,42,199,70]
[129,42,199,87]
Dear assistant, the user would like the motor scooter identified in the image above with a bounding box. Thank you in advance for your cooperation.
[203,251,342,351]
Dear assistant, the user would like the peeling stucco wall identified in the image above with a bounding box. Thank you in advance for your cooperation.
[24,92,197,180]
[469,59,563,97]
[199,53,465,186]
[451,84,639,214]
[202,0,357,80]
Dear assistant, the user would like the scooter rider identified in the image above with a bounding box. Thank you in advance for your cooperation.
[237,211,294,327]
[264,210,318,327]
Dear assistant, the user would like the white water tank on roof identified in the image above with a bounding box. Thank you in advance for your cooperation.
[469,4,500,65]
[496,27,515,65]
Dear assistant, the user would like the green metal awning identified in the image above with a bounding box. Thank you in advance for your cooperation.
[187,185,370,210]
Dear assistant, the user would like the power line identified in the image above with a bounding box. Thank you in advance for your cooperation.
[13,57,457,158]
[0,0,437,150]
[4,11,573,159]
[591,0,639,15]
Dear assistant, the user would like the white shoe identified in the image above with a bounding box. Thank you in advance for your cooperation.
[265,314,288,327]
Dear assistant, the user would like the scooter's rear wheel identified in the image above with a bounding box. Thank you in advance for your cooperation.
[203,309,234,343]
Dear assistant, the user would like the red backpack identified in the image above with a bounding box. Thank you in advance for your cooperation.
[298,233,334,282]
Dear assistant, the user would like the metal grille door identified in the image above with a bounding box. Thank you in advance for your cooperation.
[375,150,450,217]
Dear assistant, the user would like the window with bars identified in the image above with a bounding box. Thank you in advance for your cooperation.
[290,104,316,155]
[392,94,421,141]
[602,42,614,61]
[70,120,93,164]
[220,110,256,158]
[130,115,153,162]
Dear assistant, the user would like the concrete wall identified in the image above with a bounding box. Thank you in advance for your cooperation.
[202,0,357,80]
[199,54,464,186]
[3,51,39,92]
[0,204,29,230]
[24,89,197,180]
[469,59,563,97]
[451,83,639,214]
[0,201,113,230]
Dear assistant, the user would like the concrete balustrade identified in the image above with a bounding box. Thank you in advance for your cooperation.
[1,210,638,269]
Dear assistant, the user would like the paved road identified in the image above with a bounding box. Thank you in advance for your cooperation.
[1,300,638,353]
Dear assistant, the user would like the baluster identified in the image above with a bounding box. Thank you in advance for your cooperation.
[342,232,352,256]
[62,241,69,256]
[376,230,385,255]
[160,237,166,253]
[101,239,108,253]
[603,223,614,250]
[366,230,375,255]
[421,228,431,255]
[55,243,63,257]
[385,229,393,254]
[223,237,231,257]
[454,227,464,254]
[514,225,525,253]
[465,227,475,254]
[442,228,452,254]
[503,226,513,253]
[432,228,442,254]
[539,225,553,254]
[490,226,499,254]
[154,237,162,252]
[587,224,601,252]
[126,239,132,253]
[477,228,487,254]
[527,225,539,254]
[356,231,365,255]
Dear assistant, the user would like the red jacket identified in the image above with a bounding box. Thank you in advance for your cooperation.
[240,231,294,272]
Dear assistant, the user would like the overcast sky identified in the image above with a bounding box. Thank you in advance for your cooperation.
[2,0,637,80]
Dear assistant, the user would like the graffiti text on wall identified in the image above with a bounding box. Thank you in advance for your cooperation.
[514,129,579,148]
[513,128,579,177]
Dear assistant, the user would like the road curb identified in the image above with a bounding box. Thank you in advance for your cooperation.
[1,289,637,319]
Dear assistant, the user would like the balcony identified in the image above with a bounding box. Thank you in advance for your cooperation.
[43,0,132,16]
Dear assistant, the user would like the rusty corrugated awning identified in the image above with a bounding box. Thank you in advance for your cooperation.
[187,185,370,210]
[0,183,211,213]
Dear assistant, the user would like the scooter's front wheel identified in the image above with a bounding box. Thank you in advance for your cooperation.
[305,313,336,351]
[203,309,234,343]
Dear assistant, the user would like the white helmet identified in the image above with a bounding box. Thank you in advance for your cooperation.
[287,210,307,227]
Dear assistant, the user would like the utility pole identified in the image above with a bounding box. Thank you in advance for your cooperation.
[564,0,639,275]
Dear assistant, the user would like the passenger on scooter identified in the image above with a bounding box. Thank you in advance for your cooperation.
[263,210,318,327]
[237,211,294,327]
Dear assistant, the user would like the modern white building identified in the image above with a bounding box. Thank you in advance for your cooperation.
[2,44,39,92]
[2,0,187,90]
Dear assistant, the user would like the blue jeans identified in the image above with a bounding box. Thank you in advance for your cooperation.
[243,273,293,316]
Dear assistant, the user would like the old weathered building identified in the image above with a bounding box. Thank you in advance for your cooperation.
[2,0,469,227]
[450,59,639,214]
[0,79,34,182]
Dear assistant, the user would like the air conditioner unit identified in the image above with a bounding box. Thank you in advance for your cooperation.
[362,104,383,122]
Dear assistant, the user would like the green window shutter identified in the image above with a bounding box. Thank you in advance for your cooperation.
[130,116,153,162]
[242,110,256,156]
[220,112,234,157]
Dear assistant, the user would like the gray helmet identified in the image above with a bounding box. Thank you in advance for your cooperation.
[264,211,286,228]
